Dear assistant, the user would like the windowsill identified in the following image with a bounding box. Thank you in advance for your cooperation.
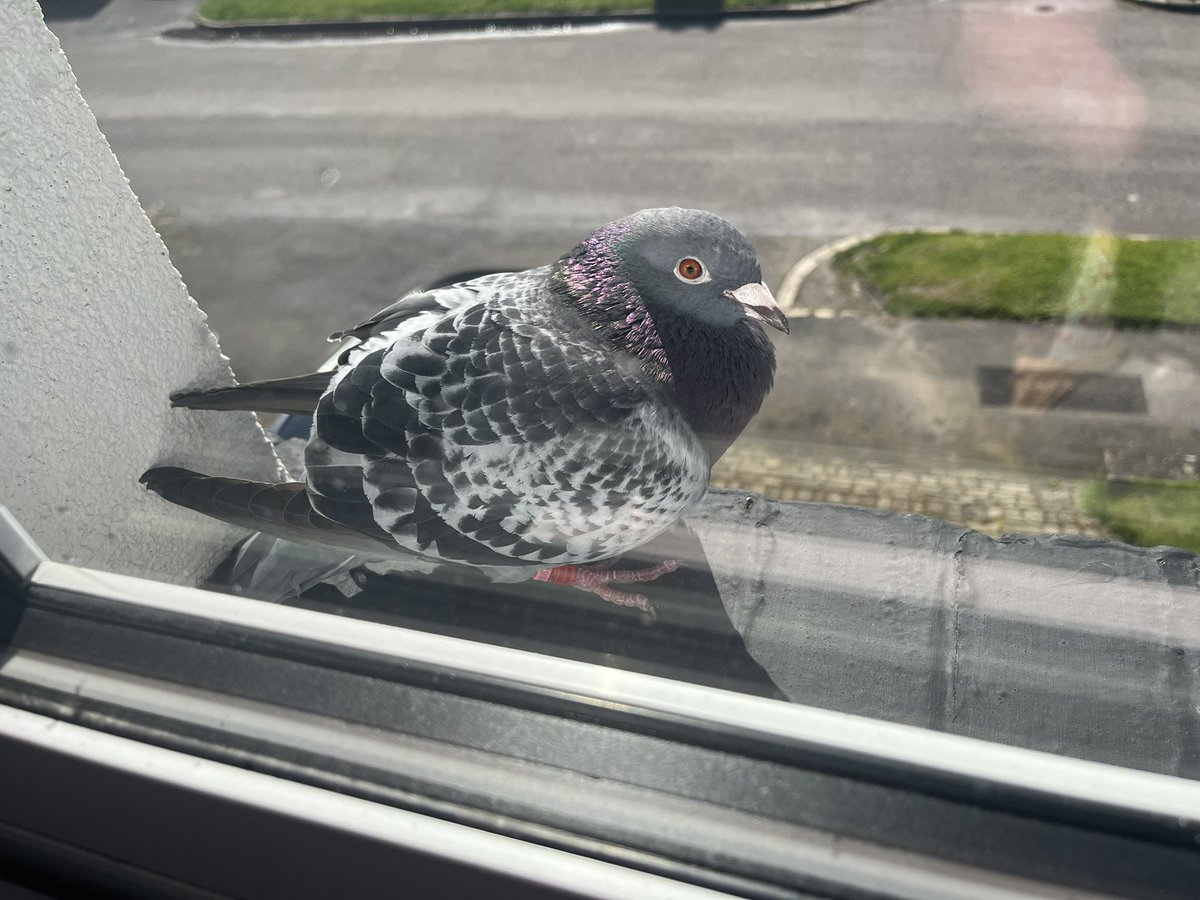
[3,499,1200,897]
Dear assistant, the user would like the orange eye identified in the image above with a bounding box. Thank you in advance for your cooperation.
[675,257,705,281]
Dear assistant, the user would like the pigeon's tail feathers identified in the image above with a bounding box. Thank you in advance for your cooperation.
[140,467,394,558]
[170,373,332,415]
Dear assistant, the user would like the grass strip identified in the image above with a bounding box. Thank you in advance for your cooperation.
[200,0,809,24]
[833,231,1200,327]
[1081,480,1200,553]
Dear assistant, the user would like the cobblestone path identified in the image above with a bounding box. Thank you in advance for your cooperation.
[712,438,1110,539]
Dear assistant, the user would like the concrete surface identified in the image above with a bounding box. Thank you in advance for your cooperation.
[745,306,1200,477]
[691,491,1200,779]
[0,0,283,584]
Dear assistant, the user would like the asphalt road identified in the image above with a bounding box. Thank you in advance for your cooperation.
[44,0,1200,386]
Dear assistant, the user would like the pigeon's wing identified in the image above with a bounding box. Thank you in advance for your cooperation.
[329,272,523,347]
[305,286,710,569]
[168,274,529,415]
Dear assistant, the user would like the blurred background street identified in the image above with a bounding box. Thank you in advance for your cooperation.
[41,0,1200,539]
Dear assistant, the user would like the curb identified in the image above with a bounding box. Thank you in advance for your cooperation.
[1119,0,1200,10]
[779,228,963,314]
[775,230,884,313]
[191,0,876,36]
[778,227,966,313]
[774,227,1194,326]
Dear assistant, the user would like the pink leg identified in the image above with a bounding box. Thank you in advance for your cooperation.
[534,559,679,613]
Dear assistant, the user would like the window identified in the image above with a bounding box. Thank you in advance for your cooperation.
[3,0,1200,895]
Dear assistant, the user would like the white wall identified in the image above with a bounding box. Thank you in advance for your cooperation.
[0,0,284,585]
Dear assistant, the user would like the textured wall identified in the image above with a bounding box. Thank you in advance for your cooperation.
[0,0,283,584]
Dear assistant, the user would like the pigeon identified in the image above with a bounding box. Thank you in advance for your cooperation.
[142,208,788,612]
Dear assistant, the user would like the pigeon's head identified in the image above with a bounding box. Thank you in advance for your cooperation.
[554,208,787,362]
[555,208,785,459]
[612,208,787,335]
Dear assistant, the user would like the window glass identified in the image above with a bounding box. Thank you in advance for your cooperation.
[22,0,1200,780]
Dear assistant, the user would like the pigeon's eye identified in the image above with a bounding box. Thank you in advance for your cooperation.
[675,257,710,284]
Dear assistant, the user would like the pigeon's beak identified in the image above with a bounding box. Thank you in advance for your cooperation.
[725,282,789,335]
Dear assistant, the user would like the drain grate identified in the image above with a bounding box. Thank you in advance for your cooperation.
[977,366,1147,413]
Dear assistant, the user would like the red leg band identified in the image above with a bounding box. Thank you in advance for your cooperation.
[534,565,578,586]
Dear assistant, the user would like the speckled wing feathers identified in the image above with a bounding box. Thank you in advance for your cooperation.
[305,270,709,569]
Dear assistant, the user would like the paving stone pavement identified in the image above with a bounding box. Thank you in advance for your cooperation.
[712,438,1112,539]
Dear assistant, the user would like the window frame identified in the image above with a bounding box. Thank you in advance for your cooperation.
[3,505,1200,898]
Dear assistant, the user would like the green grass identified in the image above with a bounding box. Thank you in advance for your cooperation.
[1082,480,1200,553]
[199,0,805,24]
[833,232,1200,328]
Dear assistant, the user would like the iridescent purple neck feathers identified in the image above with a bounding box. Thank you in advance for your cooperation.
[551,220,672,381]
